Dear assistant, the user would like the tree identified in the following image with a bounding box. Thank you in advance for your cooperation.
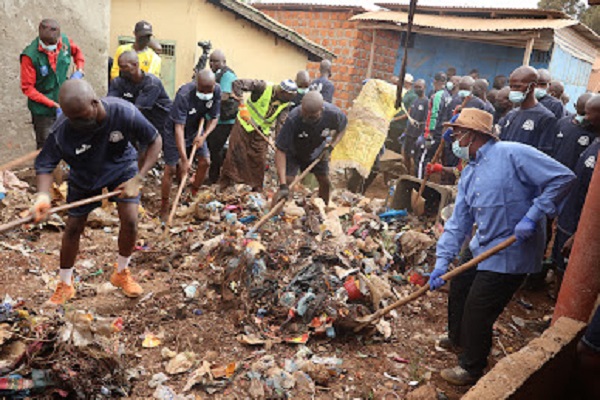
[538,0,600,35]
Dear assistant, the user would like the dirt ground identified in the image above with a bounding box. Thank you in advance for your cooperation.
[0,169,556,399]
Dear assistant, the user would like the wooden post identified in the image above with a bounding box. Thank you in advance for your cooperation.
[523,37,535,66]
[366,29,376,79]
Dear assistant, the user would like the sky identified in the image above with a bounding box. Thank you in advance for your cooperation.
[252,0,542,9]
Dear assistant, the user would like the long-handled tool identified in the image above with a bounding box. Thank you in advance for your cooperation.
[248,150,328,236]
[246,117,276,151]
[0,190,122,234]
[164,120,206,233]
[353,236,517,332]
[410,137,444,216]
[0,150,41,172]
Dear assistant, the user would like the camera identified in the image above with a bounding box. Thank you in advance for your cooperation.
[197,40,212,51]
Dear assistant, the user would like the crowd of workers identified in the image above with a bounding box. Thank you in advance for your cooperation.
[17,17,599,397]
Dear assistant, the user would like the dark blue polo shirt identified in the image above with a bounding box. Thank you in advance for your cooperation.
[539,95,566,120]
[165,82,221,147]
[552,116,595,171]
[310,77,335,103]
[276,102,347,164]
[35,97,159,191]
[406,97,429,138]
[498,103,557,155]
[108,72,172,134]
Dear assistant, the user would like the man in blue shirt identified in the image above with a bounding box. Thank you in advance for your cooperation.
[552,95,600,293]
[552,92,594,171]
[536,69,566,119]
[473,79,495,115]
[274,92,347,204]
[309,59,335,103]
[291,70,310,109]
[428,108,575,385]
[32,80,162,305]
[160,69,221,220]
[206,49,238,184]
[499,66,557,155]
[108,51,171,166]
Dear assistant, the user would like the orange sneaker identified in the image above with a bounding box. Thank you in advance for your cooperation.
[46,281,76,306]
[110,268,143,298]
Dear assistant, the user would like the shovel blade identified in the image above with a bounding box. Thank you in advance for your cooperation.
[410,189,425,216]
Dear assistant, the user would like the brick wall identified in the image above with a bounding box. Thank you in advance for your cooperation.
[259,8,401,112]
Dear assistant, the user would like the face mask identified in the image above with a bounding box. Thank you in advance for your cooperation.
[297,88,308,95]
[119,70,133,80]
[446,82,454,91]
[452,134,471,161]
[40,40,57,52]
[534,88,547,99]
[70,118,99,131]
[575,115,585,123]
[414,89,424,96]
[458,90,471,98]
[196,91,213,101]
[509,84,532,104]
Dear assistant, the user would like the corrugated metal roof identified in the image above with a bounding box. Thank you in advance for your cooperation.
[374,3,568,19]
[209,0,336,61]
[251,0,380,11]
[351,10,576,32]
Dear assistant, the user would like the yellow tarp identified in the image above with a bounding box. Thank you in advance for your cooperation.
[331,79,397,177]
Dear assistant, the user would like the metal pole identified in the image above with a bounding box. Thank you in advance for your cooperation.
[396,0,418,108]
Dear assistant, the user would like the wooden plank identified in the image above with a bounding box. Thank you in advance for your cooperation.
[523,37,535,66]
[366,29,377,79]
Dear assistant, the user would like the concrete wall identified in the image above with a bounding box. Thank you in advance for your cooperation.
[110,0,309,95]
[0,0,110,162]
[258,7,401,111]
[393,33,549,95]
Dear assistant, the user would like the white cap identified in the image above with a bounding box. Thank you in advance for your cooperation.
[405,73,414,83]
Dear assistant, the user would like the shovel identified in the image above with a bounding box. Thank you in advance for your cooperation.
[353,236,517,332]
[247,148,329,236]
[0,150,41,171]
[410,138,444,216]
[0,190,122,234]
[163,119,205,236]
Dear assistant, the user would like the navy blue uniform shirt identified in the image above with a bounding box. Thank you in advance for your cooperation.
[35,97,159,191]
[310,77,335,103]
[165,82,221,147]
[276,102,347,163]
[108,72,172,134]
[498,103,557,155]
[552,116,595,171]
[406,97,429,138]
[539,94,566,120]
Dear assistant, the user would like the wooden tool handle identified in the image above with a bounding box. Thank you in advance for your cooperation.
[354,236,517,331]
[0,150,41,171]
[165,119,205,229]
[247,117,276,151]
[417,138,445,197]
[0,190,122,234]
[249,150,328,234]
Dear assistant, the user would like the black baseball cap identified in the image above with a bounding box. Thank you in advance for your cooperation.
[134,20,153,36]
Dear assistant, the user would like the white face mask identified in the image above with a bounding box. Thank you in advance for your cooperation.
[196,91,213,101]
[452,133,471,161]
[39,39,57,52]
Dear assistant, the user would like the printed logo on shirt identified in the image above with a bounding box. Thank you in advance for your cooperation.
[310,83,323,93]
[418,105,424,111]
[109,131,125,143]
[75,144,91,155]
[189,108,197,115]
[557,131,564,138]
[522,120,535,131]
[298,131,309,139]
[578,136,590,146]
[206,100,213,109]
[123,92,134,98]
[584,155,596,169]
[321,128,330,138]
[40,65,49,77]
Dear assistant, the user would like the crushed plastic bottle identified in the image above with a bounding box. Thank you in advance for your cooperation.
[296,291,316,316]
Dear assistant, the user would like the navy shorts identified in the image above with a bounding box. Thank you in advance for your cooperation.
[286,155,329,177]
[582,306,600,353]
[67,172,140,217]
[163,135,209,167]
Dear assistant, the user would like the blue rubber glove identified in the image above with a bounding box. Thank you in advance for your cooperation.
[429,258,449,291]
[515,216,537,243]
[399,132,406,145]
[416,135,425,148]
[70,70,84,80]
[443,113,460,142]
[56,107,62,117]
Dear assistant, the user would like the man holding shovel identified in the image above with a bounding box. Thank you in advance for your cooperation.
[428,108,575,385]
[273,91,347,204]
[32,80,162,306]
